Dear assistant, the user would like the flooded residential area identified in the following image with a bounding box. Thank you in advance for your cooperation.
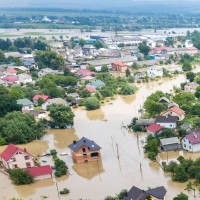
[1,2,200,200]
[0,74,199,200]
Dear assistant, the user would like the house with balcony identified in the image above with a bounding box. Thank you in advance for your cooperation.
[0,144,35,169]
[68,137,101,163]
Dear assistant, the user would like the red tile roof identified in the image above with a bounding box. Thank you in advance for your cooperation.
[186,132,200,145]
[147,123,164,133]
[33,94,49,101]
[6,68,17,74]
[168,106,185,115]
[26,165,52,177]
[2,75,18,82]
[76,69,95,77]
[86,86,96,93]
[112,61,127,67]
[0,144,32,162]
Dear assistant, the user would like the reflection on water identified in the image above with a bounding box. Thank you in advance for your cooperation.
[0,140,48,157]
[86,109,105,121]
[73,160,104,180]
[120,94,136,104]
[15,178,55,198]
[45,128,79,150]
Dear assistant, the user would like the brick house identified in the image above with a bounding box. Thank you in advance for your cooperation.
[0,144,35,169]
[69,137,101,163]
[111,61,128,72]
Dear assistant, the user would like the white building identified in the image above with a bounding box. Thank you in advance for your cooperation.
[147,66,163,78]
[18,73,33,84]
[182,132,200,152]
[155,116,179,129]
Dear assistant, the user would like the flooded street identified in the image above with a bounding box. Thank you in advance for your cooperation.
[0,74,200,200]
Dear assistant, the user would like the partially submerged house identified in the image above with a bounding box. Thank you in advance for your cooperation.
[184,82,198,93]
[147,123,164,137]
[69,137,101,163]
[16,98,34,112]
[0,144,35,169]
[182,132,200,152]
[155,116,179,129]
[0,144,52,180]
[161,106,185,121]
[111,61,128,72]
[41,98,68,110]
[160,137,180,151]
[136,118,156,128]
[123,185,167,200]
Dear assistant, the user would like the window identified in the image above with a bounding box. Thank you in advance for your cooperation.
[82,148,86,153]
[13,164,18,168]
[91,152,99,158]
[26,162,31,168]
[24,156,29,160]
[11,158,16,162]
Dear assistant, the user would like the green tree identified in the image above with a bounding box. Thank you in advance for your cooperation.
[173,193,188,200]
[173,166,188,182]
[186,72,195,82]
[195,86,200,98]
[0,112,45,144]
[125,68,131,77]
[8,168,34,185]
[34,50,65,69]
[119,84,134,95]
[84,97,100,110]
[48,104,74,128]
[182,61,192,71]
[138,41,150,56]
[94,40,104,49]
[9,86,25,100]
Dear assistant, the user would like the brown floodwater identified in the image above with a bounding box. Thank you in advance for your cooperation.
[1,74,200,200]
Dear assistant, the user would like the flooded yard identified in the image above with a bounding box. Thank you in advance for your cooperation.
[1,74,200,200]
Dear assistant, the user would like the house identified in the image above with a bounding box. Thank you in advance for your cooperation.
[136,118,156,128]
[33,94,49,105]
[134,71,147,80]
[123,186,167,200]
[17,98,34,111]
[38,68,63,77]
[161,106,185,121]
[26,165,52,180]
[41,98,68,110]
[28,110,48,120]
[0,144,35,169]
[76,69,95,77]
[18,74,33,84]
[68,137,101,163]
[86,86,96,93]
[147,66,163,78]
[147,123,164,137]
[180,124,192,133]
[182,132,200,152]
[155,116,179,129]
[160,137,180,151]
[5,68,17,75]
[2,75,19,85]
[184,82,198,93]
[86,79,105,89]
[111,61,128,72]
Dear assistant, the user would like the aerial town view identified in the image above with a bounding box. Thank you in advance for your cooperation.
[0,0,200,199]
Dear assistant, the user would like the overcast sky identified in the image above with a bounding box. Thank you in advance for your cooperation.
[0,0,200,12]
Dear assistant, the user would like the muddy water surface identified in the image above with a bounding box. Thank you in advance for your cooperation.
[1,74,200,200]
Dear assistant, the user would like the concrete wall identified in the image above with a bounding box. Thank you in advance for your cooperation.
[157,122,176,129]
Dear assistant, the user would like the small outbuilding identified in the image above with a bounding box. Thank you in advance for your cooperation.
[160,137,180,151]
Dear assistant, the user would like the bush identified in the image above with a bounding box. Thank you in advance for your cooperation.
[8,168,34,185]
[84,97,100,110]
[60,188,70,195]
[119,85,134,95]
[173,193,188,200]
[54,157,68,177]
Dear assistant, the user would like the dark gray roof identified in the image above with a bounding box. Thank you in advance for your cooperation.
[146,186,167,199]
[68,137,101,152]
[123,186,148,200]
[136,119,155,126]
[156,116,179,123]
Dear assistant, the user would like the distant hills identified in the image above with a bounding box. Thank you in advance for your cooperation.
[1,0,200,14]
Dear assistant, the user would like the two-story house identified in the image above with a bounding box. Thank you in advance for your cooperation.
[182,132,200,152]
[0,144,35,169]
[69,137,101,163]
